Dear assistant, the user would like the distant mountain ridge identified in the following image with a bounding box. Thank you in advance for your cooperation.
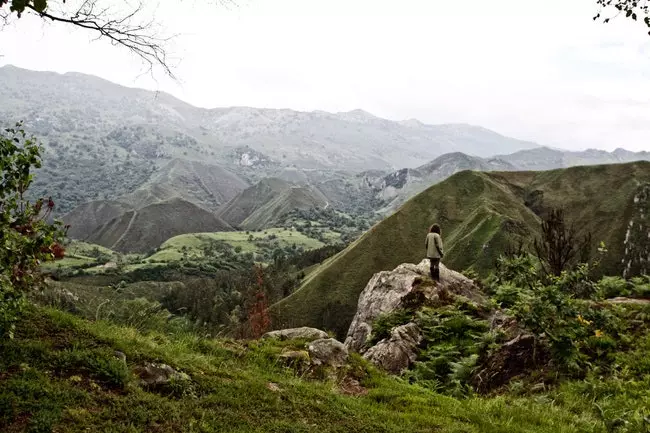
[369,148,650,215]
[5,65,650,255]
[497,146,650,171]
[0,64,545,213]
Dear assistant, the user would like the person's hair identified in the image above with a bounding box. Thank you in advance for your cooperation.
[429,223,441,235]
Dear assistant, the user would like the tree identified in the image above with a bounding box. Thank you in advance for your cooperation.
[533,208,592,277]
[0,123,66,337]
[1,0,175,76]
[594,0,650,34]
[245,264,271,338]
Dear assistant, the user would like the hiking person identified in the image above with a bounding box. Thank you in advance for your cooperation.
[425,223,444,281]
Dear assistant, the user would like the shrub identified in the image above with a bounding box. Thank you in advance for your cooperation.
[0,124,66,337]
[596,276,630,299]
[369,309,413,345]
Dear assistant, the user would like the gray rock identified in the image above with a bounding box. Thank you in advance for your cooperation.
[278,349,310,369]
[114,350,127,364]
[308,338,349,367]
[262,327,329,341]
[133,362,191,387]
[345,259,483,353]
[363,322,422,374]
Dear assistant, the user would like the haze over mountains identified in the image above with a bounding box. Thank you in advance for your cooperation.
[1,64,649,253]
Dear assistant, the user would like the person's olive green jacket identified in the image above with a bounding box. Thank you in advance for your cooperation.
[425,233,444,259]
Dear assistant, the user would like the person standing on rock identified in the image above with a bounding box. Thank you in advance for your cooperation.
[425,224,444,281]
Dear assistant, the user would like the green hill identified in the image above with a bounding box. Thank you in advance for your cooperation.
[240,186,329,230]
[147,228,325,262]
[63,200,133,241]
[87,198,233,253]
[271,161,650,336]
[218,178,294,227]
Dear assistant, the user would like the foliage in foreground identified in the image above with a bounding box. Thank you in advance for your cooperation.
[370,253,650,431]
[0,123,65,337]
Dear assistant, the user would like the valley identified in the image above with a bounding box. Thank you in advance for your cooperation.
[1,65,650,433]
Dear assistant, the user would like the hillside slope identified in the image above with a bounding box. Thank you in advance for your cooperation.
[1,65,547,212]
[217,178,294,226]
[240,186,329,230]
[272,161,650,336]
[0,306,603,433]
[498,146,650,171]
[372,152,517,213]
[119,159,249,212]
[86,198,233,253]
[63,200,133,241]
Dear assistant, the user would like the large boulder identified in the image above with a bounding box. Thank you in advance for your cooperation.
[363,322,422,374]
[308,338,349,367]
[345,259,484,353]
[262,327,329,341]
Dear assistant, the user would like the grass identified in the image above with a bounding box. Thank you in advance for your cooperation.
[45,228,331,278]
[41,241,118,272]
[0,306,609,433]
[272,162,650,337]
[147,228,326,263]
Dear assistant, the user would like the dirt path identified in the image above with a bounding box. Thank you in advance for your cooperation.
[111,210,138,250]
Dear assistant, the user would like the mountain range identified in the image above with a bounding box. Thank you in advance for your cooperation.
[271,161,650,337]
[2,65,650,254]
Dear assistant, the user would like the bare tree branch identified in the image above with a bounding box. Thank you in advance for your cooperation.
[0,0,181,78]
[28,0,176,78]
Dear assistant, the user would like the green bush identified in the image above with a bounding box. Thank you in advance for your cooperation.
[596,276,631,299]
[406,307,488,396]
[368,309,413,345]
[0,124,66,337]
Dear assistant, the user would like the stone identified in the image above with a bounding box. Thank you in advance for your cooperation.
[278,349,310,369]
[133,362,191,387]
[308,338,348,367]
[471,333,548,393]
[345,260,484,353]
[114,351,127,365]
[262,327,329,341]
[363,322,422,374]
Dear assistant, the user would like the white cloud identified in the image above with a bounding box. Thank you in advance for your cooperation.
[0,0,649,151]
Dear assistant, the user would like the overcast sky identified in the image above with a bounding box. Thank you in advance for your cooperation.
[1,0,649,152]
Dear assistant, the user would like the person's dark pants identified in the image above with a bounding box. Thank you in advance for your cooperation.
[429,258,440,281]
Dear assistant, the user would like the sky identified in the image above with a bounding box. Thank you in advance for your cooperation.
[1,0,649,152]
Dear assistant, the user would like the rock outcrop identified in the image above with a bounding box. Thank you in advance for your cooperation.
[133,362,191,387]
[345,259,484,354]
[308,338,349,367]
[262,327,329,341]
[363,322,422,374]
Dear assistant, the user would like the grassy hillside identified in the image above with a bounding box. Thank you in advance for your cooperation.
[63,200,133,241]
[147,228,326,262]
[241,186,328,230]
[272,162,650,336]
[87,198,233,253]
[0,306,613,433]
[218,178,294,226]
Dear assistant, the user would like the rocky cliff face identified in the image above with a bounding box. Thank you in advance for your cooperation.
[623,183,650,278]
[344,259,486,373]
